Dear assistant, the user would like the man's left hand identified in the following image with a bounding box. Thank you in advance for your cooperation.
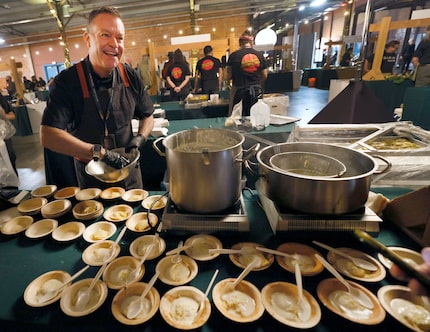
[125,134,146,153]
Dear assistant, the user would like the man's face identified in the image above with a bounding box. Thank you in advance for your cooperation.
[84,13,124,77]
[387,44,399,54]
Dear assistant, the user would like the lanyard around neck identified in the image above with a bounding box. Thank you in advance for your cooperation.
[85,61,116,137]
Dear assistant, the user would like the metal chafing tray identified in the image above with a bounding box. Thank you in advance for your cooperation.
[288,122,430,189]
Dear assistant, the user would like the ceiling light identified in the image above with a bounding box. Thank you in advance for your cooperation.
[310,0,327,7]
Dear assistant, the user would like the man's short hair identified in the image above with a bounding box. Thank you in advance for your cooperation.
[203,45,212,55]
[87,6,121,31]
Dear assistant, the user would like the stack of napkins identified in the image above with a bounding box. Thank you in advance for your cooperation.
[131,118,169,137]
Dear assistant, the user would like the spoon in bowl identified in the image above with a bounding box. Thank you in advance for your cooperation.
[37,265,90,304]
[195,269,219,317]
[208,247,256,255]
[127,242,154,284]
[75,262,108,311]
[256,246,304,261]
[313,241,378,271]
[126,270,160,320]
[294,262,311,321]
[315,254,374,309]
[230,256,261,289]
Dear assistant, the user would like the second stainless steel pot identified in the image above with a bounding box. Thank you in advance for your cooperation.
[153,128,245,213]
[256,142,389,215]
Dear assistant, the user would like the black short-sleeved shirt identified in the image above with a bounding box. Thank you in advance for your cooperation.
[227,47,267,88]
[195,55,221,90]
[366,51,397,74]
[41,58,153,146]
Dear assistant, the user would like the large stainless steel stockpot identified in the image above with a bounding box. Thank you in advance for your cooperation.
[153,128,246,213]
[256,142,389,215]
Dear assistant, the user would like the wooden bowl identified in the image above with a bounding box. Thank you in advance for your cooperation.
[122,189,149,204]
[275,242,324,276]
[141,195,167,210]
[317,278,385,325]
[212,278,265,323]
[261,281,321,328]
[111,281,160,325]
[17,197,48,215]
[100,187,126,201]
[126,212,158,233]
[31,185,57,198]
[103,256,143,290]
[75,188,102,201]
[82,240,121,266]
[24,270,71,307]
[54,186,80,200]
[377,246,424,270]
[60,278,108,317]
[41,199,72,219]
[229,242,274,271]
[378,285,430,332]
[1,215,33,235]
[25,218,58,239]
[72,200,104,221]
[156,255,198,286]
[83,221,117,243]
[160,286,210,329]
[129,235,166,261]
[326,247,386,282]
[103,204,134,223]
[183,234,223,261]
[52,221,85,242]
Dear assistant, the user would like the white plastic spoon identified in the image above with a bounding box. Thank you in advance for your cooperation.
[75,262,108,311]
[294,262,311,321]
[315,254,374,309]
[126,270,160,320]
[37,265,90,304]
[165,243,192,256]
[196,269,219,316]
[208,247,255,255]
[313,241,378,271]
[256,246,304,261]
[127,242,154,284]
[230,256,261,289]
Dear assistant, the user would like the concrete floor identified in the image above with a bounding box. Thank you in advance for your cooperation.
[11,86,330,191]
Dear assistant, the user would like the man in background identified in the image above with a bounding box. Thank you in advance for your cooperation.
[225,30,268,116]
[194,45,222,94]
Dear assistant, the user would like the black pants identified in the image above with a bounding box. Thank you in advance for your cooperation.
[233,85,262,116]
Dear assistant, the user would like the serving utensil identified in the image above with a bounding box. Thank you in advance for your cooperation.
[37,265,90,304]
[294,262,311,321]
[75,262,108,311]
[126,270,160,319]
[316,254,374,309]
[313,241,378,271]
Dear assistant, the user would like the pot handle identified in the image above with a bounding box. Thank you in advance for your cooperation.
[244,159,264,178]
[236,143,260,163]
[152,137,166,157]
[372,154,391,174]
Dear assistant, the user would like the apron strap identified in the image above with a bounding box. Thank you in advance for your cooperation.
[118,63,130,88]
[76,61,90,99]
[76,61,130,99]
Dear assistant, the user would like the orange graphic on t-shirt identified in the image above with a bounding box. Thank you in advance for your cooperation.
[171,66,183,79]
[201,59,214,71]
[241,53,261,73]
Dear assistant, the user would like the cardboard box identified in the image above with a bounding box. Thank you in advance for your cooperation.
[263,93,289,116]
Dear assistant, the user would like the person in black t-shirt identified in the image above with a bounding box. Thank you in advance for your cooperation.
[363,40,399,74]
[194,45,222,94]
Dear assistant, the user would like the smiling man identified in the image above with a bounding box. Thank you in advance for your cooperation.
[40,6,154,189]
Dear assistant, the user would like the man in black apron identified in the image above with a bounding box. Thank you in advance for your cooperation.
[225,30,268,116]
[40,6,154,190]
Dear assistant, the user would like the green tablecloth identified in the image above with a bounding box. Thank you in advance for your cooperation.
[11,105,32,136]
[363,79,414,113]
[402,86,430,130]
[158,101,229,120]
[0,187,421,331]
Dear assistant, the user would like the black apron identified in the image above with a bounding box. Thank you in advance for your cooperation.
[73,60,143,190]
